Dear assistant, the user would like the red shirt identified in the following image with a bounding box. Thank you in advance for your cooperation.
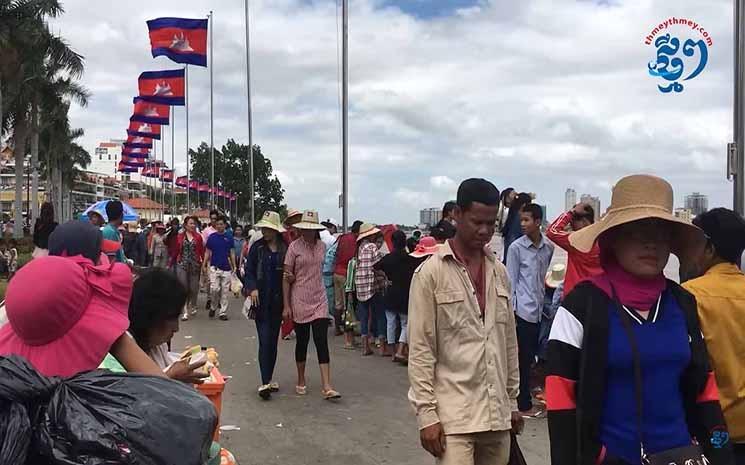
[334,232,357,276]
[546,211,602,295]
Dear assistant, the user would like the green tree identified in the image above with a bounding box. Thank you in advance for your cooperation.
[1,0,87,232]
[189,139,285,223]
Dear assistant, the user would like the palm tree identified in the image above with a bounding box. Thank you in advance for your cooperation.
[1,0,85,236]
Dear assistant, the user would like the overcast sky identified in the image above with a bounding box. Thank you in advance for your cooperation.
[53,0,733,225]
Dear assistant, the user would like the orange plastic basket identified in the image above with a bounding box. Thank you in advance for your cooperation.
[196,367,226,441]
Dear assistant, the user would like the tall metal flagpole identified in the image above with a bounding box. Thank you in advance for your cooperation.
[185,65,190,214]
[171,105,175,214]
[341,0,349,232]
[245,0,255,224]
[734,0,745,215]
[209,11,215,209]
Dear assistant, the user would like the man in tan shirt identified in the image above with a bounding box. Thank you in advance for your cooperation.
[409,178,522,465]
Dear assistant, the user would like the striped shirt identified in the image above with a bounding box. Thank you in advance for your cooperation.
[355,242,383,302]
[285,237,329,324]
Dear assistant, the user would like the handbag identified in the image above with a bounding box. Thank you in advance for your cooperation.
[241,297,257,320]
[508,432,528,465]
[609,284,709,465]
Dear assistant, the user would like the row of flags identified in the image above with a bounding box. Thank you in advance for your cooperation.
[115,17,236,202]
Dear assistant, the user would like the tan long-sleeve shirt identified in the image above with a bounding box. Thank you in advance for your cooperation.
[408,241,519,435]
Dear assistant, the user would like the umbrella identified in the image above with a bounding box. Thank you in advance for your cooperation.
[82,200,139,222]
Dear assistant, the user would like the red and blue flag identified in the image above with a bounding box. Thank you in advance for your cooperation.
[123,141,152,150]
[137,69,185,106]
[176,176,188,187]
[161,170,174,183]
[189,180,199,190]
[125,135,153,147]
[147,18,208,67]
[121,156,146,168]
[127,120,162,140]
[131,97,170,125]
[118,162,139,173]
[198,183,210,193]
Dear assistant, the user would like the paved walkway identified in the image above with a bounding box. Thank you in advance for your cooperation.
[174,295,550,465]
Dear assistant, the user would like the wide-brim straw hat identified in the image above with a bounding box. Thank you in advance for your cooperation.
[294,210,326,230]
[357,223,381,242]
[410,236,441,258]
[545,263,566,288]
[569,174,704,257]
[255,211,286,233]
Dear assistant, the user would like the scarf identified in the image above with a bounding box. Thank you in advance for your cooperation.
[588,243,666,310]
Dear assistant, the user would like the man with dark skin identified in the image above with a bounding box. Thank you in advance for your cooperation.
[409,178,522,465]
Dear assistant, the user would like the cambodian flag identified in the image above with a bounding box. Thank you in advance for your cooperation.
[143,166,161,178]
[189,180,199,191]
[127,120,161,140]
[137,69,185,106]
[131,97,170,125]
[147,18,208,67]
[161,170,174,183]
[118,162,139,173]
[121,150,149,159]
[199,183,210,193]
[122,156,146,168]
[176,176,188,187]
[126,135,153,147]
[123,141,152,150]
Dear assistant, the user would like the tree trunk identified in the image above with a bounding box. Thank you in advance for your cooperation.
[31,102,39,229]
[12,120,28,239]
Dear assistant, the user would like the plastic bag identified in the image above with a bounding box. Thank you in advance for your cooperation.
[0,355,217,465]
[230,274,243,296]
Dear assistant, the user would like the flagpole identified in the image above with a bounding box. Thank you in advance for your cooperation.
[171,106,175,215]
[342,0,349,232]
[185,65,190,214]
[209,11,215,209]
[244,0,255,224]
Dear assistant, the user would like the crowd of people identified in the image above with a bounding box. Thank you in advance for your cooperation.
[0,171,743,465]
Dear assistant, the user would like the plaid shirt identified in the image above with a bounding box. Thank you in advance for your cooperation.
[355,242,383,302]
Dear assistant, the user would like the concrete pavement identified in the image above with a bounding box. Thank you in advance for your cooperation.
[174,295,550,465]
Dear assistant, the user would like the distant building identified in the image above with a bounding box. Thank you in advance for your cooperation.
[420,207,441,227]
[565,188,577,211]
[674,208,693,223]
[580,194,601,222]
[89,139,126,176]
[539,204,548,228]
[684,192,708,217]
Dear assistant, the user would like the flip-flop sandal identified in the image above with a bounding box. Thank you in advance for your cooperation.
[295,385,307,395]
[322,389,341,400]
[343,345,356,350]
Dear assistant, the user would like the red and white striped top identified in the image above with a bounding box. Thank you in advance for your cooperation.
[285,237,329,324]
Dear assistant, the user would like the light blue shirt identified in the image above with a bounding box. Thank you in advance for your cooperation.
[506,233,554,323]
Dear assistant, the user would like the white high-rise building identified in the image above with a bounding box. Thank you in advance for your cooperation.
[89,139,124,176]
[565,188,577,211]
[580,194,601,221]
[420,207,441,227]
[684,192,708,217]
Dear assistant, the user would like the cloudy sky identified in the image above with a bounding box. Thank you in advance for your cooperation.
[54,0,733,225]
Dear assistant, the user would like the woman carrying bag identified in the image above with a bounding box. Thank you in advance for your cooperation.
[243,211,287,400]
[545,175,734,465]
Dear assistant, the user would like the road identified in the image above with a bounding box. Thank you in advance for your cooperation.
[173,294,551,465]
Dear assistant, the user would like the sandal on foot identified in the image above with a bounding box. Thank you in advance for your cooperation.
[295,385,307,395]
[322,389,341,400]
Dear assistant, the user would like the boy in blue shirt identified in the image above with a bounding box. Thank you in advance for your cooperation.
[203,216,236,320]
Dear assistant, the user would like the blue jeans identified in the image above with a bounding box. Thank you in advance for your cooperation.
[255,316,282,385]
[356,293,382,337]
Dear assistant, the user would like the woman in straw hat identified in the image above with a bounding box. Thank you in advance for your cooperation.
[354,223,386,356]
[243,211,288,400]
[282,211,341,400]
[545,175,733,465]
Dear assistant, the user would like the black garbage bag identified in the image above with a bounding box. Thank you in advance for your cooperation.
[0,355,217,465]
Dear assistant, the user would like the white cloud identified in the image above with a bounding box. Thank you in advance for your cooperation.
[430,175,456,190]
[53,0,736,224]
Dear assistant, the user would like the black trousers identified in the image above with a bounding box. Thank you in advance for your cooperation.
[295,319,330,364]
[516,315,540,412]
[735,443,745,465]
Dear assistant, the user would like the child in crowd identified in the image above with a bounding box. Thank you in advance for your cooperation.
[6,239,18,280]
